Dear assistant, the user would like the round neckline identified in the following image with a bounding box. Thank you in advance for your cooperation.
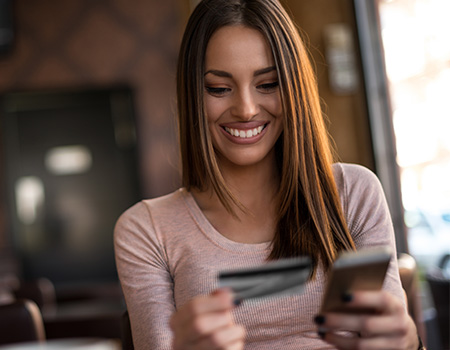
[179,188,272,253]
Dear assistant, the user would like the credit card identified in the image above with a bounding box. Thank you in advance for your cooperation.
[218,257,312,301]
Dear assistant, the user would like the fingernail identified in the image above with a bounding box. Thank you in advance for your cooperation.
[318,330,326,339]
[314,314,325,325]
[233,298,242,306]
[341,292,353,303]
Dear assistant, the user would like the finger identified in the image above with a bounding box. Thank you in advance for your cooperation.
[315,290,410,336]
[360,313,412,338]
[343,290,404,315]
[227,341,245,350]
[170,289,234,329]
[324,330,413,350]
[189,288,234,315]
[321,331,362,350]
[320,312,410,338]
[179,310,234,344]
[195,324,246,350]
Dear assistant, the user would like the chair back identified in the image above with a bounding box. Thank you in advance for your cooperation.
[121,310,134,350]
[0,299,46,345]
[426,254,450,349]
[397,253,426,342]
[13,278,57,315]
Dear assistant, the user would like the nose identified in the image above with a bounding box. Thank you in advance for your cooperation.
[231,88,258,120]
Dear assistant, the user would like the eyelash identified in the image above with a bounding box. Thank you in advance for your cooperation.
[259,81,279,92]
[205,87,230,95]
[205,81,279,96]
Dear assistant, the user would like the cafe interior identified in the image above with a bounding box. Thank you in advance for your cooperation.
[0,0,448,349]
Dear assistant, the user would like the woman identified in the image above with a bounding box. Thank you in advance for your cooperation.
[114,0,422,349]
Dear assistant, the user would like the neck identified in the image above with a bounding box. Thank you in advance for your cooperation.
[190,148,282,243]
[218,151,280,209]
[191,151,280,244]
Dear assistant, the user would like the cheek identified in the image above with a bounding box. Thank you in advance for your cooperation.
[264,94,283,118]
[204,96,224,123]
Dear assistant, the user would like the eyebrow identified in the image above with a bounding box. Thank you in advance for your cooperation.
[254,66,276,76]
[204,66,276,78]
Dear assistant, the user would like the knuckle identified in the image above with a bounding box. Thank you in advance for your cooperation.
[230,340,245,350]
[356,339,370,350]
[208,332,223,348]
[380,292,391,306]
[360,317,372,333]
[190,317,205,335]
[187,299,202,316]
[391,336,408,349]
[225,311,234,324]
[392,314,410,335]
[353,340,363,350]
[238,325,246,339]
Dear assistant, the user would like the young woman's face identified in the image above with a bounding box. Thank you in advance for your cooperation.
[203,25,283,169]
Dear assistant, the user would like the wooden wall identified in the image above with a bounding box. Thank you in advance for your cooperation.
[0,0,375,248]
[0,0,185,247]
[0,0,187,248]
[282,0,375,169]
[0,0,184,199]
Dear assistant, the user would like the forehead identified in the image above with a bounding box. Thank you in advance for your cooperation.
[205,25,274,71]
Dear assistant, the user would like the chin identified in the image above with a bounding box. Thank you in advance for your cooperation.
[217,150,274,168]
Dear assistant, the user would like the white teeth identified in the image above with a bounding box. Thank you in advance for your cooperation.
[225,125,265,139]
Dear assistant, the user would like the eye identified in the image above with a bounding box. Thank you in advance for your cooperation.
[257,81,279,92]
[205,86,231,96]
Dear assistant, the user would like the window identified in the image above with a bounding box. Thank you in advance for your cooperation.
[378,0,450,271]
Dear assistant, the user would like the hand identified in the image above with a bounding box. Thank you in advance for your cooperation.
[314,290,420,349]
[170,289,245,350]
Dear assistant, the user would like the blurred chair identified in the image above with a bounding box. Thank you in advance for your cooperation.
[0,273,20,305]
[0,299,46,345]
[426,254,450,350]
[13,277,57,315]
[121,310,133,350]
[397,253,426,342]
[55,282,124,304]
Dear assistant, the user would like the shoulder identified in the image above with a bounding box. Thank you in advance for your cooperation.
[118,189,186,223]
[332,163,391,239]
[333,163,381,191]
[114,189,189,243]
[332,163,385,206]
[113,188,194,271]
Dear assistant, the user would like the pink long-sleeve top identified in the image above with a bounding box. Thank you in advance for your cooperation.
[114,163,405,349]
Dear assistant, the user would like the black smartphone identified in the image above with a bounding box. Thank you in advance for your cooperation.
[320,246,392,314]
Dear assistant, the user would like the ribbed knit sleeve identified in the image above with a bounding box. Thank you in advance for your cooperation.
[114,200,175,350]
[334,163,405,304]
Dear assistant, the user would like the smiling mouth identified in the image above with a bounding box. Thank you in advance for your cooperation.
[223,124,267,138]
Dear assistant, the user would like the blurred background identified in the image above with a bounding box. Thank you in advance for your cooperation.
[0,0,448,349]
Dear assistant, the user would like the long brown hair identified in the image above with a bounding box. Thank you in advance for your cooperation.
[177,0,355,273]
